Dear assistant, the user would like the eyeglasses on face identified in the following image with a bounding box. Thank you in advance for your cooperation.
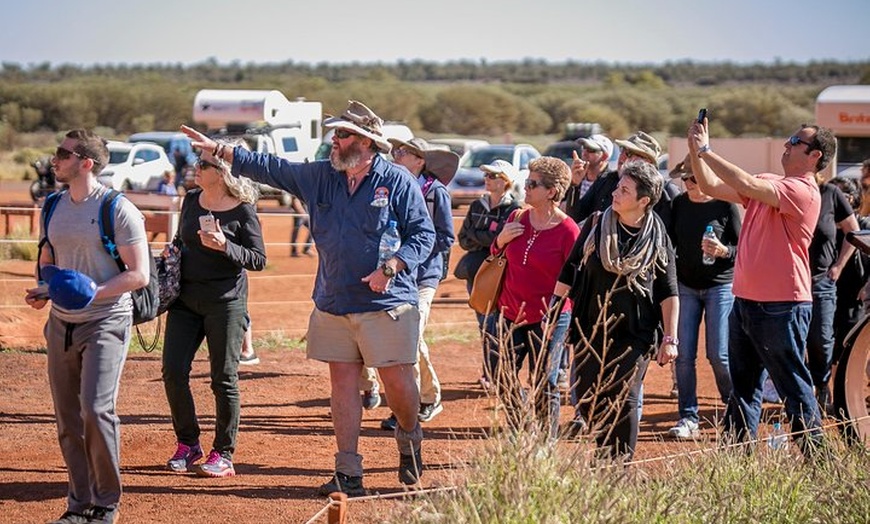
[484,172,505,180]
[788,135,816,150]
[334,129,357,140]
[524,179,546,190]
[196,158,220,170]
[683,176,697,184]
[54,146,88,161]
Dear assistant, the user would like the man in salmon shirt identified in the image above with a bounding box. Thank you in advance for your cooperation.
[688,119,836,457]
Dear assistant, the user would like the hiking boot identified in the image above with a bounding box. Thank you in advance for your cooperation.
[196,450,236,478]
[398,448,423,485]
[167,442,203,472]
[318,472,366,497]
[418,402,443,423]
[85,506,119,524]
[362,388,381,410]
[47,511,90,524]
[668,418,700,439]
[239,352,260,366]
[380,413,398,431]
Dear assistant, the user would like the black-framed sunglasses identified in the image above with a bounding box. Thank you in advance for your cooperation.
[54,146,89,161]
[196,158,220,170]
[683,175,697,184]
[334,129,357,140]
[524,179,546,189]
[788,135,817,150]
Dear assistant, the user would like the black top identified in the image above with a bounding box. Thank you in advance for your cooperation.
[177,190,267,303]
[809,183,853,277]
[567,170,681,229]
[667,193,742,289]
[455,194,521,281]
[558,215,678,353]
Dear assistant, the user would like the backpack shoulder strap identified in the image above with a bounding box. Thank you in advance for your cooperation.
[99,189,126,273]
[37,190,66,281]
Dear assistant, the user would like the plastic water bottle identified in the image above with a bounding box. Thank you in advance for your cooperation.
[702,225,717,265]
[378,220,401,267]
[767,422,789,451]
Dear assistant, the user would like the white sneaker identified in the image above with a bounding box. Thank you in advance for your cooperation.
[668,418,700,439]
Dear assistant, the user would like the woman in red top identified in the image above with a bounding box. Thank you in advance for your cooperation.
[485,157,579,435]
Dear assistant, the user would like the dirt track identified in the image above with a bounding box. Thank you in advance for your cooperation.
[0,181,728,522]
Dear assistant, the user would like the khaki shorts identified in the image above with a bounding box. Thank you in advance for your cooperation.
[306,304,420,367]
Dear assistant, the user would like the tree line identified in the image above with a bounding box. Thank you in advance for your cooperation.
[0,59,867,152]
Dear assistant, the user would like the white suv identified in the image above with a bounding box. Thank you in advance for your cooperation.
[98,141,174,191]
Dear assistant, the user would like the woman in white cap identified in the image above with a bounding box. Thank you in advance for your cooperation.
[455,159,521,390]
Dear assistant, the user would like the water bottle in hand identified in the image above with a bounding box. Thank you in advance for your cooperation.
[702,225,717,266]
[378,220,401,267]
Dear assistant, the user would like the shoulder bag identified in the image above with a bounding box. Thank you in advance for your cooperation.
[467,209,525,315]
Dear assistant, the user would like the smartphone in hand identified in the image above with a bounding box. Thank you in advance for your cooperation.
[198,214,217,233]
[697,108,708,123]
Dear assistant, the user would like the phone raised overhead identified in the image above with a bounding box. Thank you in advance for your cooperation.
[697,108,708,123]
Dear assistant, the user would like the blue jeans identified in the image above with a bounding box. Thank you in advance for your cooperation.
[724,298,823,455]
[805,275,837,396]
[676,282,734,422]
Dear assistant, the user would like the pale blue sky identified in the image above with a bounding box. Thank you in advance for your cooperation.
[3,0,868,66]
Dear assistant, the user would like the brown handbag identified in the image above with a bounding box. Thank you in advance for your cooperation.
[467,209,525,315]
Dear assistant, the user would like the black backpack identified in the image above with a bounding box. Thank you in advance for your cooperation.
[40,189,160,327]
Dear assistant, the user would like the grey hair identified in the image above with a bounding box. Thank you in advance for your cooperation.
[619,160,663,211]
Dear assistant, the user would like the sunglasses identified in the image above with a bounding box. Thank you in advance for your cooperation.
[524,179,546,190]
[788,135,816,150]
[55,146,88,161]
[484,172,505,180]
[334,129,357,140]
[683,176,697,184]
[196,158,220,170]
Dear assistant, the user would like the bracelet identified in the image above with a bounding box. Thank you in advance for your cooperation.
[662,335,679,347]
[697,144,711,157]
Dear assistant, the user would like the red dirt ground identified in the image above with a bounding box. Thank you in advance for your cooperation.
[0,181,728,523]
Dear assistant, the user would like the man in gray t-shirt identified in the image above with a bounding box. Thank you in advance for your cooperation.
[25,129,149,524]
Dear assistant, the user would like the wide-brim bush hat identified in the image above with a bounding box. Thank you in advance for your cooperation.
[389,137,460,185]
[669,154,694,180]
[324,100,392,154]
[615,131,662,163]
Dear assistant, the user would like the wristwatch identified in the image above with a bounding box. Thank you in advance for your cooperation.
[663,335,680,347]
[381,265,396,278]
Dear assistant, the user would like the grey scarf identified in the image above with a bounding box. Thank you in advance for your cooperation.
[581,207,669,297]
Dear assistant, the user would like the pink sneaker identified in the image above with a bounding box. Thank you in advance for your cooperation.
[167,442,203,472]
[197,450,236,478]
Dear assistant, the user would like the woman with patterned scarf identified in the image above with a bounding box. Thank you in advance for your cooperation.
[553,160,679,460]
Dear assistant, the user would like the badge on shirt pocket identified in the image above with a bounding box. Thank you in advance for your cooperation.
[371,186,390,208]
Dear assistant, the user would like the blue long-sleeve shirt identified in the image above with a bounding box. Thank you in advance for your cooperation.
[417,177,455,289]
[232,149,435,314]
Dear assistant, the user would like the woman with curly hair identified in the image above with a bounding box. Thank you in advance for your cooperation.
[161,144,266,477]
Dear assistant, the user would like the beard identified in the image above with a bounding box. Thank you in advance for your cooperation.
[330,139,365,172]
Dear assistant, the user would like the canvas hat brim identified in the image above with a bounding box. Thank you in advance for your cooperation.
[668,156,693,179]
[324,118,392,154]
[614,139,658,163]
[422,149,460,185]
[389,138,460,184]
